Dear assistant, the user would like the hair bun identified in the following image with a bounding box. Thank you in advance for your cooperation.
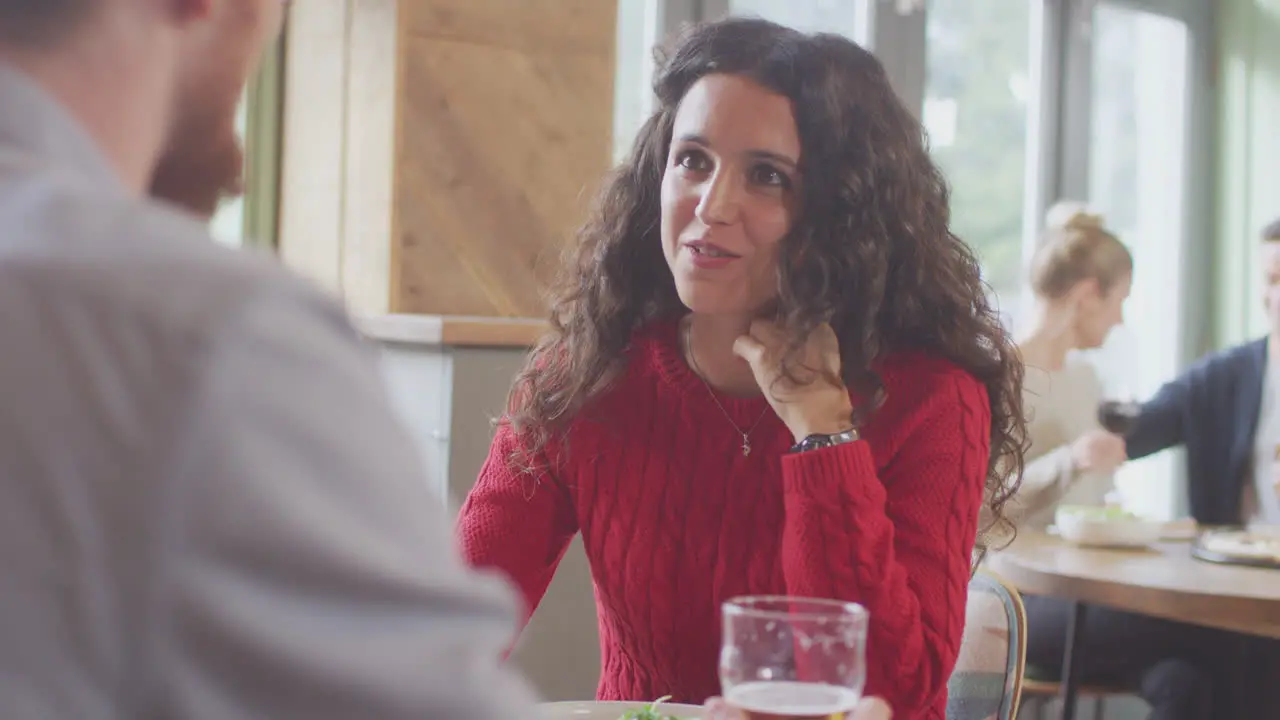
[1063,211,1105,231]
[1044,200,1105,233]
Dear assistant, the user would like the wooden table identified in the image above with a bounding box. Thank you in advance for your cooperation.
[989,532,1280,718]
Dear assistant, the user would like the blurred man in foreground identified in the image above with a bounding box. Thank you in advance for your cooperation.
[0,1,536,717]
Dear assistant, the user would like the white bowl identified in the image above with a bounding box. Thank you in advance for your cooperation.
[1053,507,1163,548]
[539,700,705,720]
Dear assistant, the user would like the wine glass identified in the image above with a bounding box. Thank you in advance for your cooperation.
[719,596,868,720]
[1097,397,1141,435]
[1097,378,1141,436]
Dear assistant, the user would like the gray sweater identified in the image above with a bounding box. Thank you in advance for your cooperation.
[0,63,537,719]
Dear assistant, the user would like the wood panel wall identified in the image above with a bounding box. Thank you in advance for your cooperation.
[392,0,617,317]
[278,0,617,320]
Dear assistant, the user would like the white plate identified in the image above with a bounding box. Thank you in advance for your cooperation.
[1050,516,1163,548]
[539,700,705,720]
[1051,505,1165,548]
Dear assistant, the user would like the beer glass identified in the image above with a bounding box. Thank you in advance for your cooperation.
[720,596,868,720]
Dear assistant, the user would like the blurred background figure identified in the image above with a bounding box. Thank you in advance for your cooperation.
[1012,204,1132,529]
[1125,220,1280,528]
[1012,206,1235,720]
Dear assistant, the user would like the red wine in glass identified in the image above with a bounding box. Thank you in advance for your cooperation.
[1097,399,1141,435]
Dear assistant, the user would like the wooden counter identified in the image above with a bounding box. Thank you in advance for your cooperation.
[358,314,547,348]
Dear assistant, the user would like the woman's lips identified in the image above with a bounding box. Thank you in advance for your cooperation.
[684,239,740,269]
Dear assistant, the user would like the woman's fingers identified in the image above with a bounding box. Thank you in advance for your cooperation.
[854,696,893,720]
[702,697,737,720]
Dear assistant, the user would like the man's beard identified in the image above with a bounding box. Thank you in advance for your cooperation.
[148,125,246,220]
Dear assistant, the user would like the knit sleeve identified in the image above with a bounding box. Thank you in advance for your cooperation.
[1006,358,1098,524]
[777,365,989,719]
[1005,444,1075,524]
[456,424,579,627]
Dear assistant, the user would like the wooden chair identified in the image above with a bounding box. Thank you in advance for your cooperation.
[946,570,1028,720]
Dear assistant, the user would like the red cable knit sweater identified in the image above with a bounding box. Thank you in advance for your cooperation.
[457,318,991,719]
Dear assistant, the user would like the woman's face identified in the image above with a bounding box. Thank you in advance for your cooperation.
[1074,272,1131,350]
[660,73,803,317]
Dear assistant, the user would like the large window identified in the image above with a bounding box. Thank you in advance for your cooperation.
[721,0,866,37]
[1086,4,1193,518]
[209,40,284,248]
[924,0,1033,322]
[210,99,250,246]
[612,0,908,162]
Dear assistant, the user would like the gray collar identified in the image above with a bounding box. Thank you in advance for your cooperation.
[0,61,124,192]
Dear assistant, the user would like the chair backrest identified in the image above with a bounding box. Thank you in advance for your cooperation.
[945,570,1027,720]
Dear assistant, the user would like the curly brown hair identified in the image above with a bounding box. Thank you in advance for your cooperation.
[505,18,1026,549]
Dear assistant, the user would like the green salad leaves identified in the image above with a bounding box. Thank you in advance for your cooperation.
[617,696,693,720]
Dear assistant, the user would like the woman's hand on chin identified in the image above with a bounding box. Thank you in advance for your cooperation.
[704,695,893,720]
[731,319,855,442]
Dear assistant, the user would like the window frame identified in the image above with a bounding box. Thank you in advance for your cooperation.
[1011,0,1213,518]
[616,0,924,148]
[1057,0,1215,364]
[1053,0,1213,518]
[238,36,287,249]
[696,0,921,108]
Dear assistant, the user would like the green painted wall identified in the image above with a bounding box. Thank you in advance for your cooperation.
[1213,0,1280,347]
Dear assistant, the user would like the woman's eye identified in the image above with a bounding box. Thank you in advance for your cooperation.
[751,164,790,189]
[675,150,712,173]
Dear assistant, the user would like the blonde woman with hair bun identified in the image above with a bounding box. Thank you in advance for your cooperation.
[1016,202,1233,719]
[1013,202,1133,527]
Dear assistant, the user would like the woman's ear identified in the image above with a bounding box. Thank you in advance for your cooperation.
[1065,277,1101,309]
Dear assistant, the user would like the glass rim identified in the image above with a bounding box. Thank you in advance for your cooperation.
[722,595,869,623]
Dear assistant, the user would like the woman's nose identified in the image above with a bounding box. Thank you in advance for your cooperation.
[694,171,741,226]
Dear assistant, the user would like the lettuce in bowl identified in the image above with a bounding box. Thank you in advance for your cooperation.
[618,696,695,720]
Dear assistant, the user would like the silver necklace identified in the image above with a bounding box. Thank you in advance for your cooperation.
[683,320,771,457]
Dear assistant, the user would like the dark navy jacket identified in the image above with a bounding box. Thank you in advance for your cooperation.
[1126,338,1267,525]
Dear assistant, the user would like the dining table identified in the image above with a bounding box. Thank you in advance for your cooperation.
[988,530,1280,719]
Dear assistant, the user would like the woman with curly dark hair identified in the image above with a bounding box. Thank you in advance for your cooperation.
[457,17,1025,718]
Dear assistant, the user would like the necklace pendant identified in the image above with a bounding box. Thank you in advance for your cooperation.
[742,436,751,457]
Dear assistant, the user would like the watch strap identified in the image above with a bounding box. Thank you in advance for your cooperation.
[789,427,860,454]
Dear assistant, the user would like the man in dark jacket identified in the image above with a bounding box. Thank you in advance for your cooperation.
[1127,220,1280,525]
[1115,219,1280,717]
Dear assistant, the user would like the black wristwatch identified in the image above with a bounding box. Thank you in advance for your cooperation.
[789,427,860,454]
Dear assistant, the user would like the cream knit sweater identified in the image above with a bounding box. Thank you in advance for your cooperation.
[1011,355,1117,530]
